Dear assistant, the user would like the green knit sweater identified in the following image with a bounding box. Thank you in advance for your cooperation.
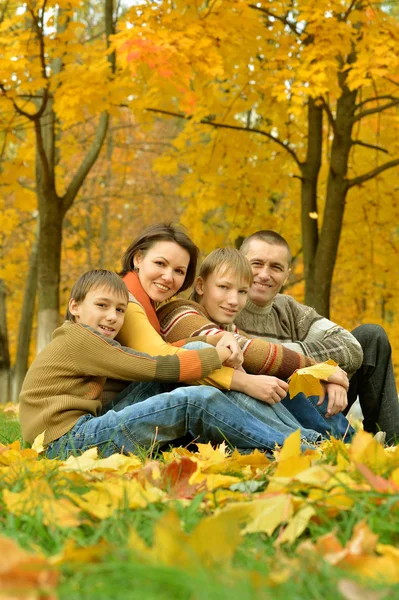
[235,295,363,376]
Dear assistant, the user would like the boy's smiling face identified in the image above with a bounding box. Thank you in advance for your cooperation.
[68,286,128,339]
[195,268,249,325]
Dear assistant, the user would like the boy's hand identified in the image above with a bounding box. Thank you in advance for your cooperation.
[216,333,243,369]
[242,374,289,405]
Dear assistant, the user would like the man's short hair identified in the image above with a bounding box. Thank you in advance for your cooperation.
[191,248,253,303]
[240,230,292,266]
[66,269,129,321]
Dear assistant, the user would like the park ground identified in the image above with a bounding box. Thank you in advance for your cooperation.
[1,405,399,600]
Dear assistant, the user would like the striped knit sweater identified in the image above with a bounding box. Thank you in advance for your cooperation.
[235,295,363,376]
[19,321,223,446]
[157,298,315,379]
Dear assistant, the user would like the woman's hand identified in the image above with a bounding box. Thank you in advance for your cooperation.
[215,333,244,369]
[326,366,349,391]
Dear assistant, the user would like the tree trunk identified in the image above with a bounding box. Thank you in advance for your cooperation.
[311,73,358,316]
[11,226,39,402]
[34,0,114,350]
[35,93,63,351]
[0,279,10,403]
[302,97,323,307]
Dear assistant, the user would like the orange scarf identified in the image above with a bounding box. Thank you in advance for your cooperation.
[123,270,161,333]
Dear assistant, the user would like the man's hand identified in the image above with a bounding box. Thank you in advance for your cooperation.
[240,373,289,405]
[318,382,348,416]
[216,332,243,369]
[326,367,349,391]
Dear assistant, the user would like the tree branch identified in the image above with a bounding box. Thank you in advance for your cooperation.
[341,0,358,22]
[248,3,301,36]
[352,140,388,154]
[355,95,396,110]
[34,120,51,191]
[63,113,109,211]
[320,98,337,136]
[146,107,303,168]
[347,158,399,188]
[353,98,399,122]
[62,0,114,211]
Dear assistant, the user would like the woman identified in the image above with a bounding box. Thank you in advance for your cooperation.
[156,247,354,440]
[113,223,338,445]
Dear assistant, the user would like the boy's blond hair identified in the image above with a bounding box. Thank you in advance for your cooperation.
[65,270,129,321]
[191,248,253,303]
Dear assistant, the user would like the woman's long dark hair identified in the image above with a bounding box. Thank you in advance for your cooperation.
[120,223,199,292]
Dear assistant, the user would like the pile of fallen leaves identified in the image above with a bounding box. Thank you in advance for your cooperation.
[1,426,399,599]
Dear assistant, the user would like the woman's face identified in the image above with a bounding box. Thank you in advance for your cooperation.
[134,241,190,302]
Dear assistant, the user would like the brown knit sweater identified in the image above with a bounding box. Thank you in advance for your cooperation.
[157,299,315,379]
[19,321,223,446]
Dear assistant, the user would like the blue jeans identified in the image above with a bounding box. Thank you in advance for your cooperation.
[281,393,354,441]
[105,379,321,444]
[46,383,316,459]
[226,390,321,443]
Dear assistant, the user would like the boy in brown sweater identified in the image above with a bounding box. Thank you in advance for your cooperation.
[20,269,296,458]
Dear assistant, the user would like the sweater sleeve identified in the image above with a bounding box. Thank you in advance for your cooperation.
[158,300,315,378]
[289,316,364,375]
[116,302,233,389]
[67,323,222,383]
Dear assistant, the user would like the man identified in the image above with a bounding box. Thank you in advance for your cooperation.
[236,230,399,444]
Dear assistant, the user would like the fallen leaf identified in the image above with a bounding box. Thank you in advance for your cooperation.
[337,578,388,600]
[32,431,45,454]
[277,503,316,544]
[242,494,293,536]
[0,535,58,598]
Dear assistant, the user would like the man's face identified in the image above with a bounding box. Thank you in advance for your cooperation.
[243,240,291,307]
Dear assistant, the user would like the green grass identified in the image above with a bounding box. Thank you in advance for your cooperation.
[0,408,22,444]
[1,411,399,599]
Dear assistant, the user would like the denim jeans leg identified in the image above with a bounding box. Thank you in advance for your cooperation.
[281,393,354,441]
[225,390,321,443]
[346,324,399,443]
[183,341,319,445]
[102,381,178,414]
[46,384,316,459]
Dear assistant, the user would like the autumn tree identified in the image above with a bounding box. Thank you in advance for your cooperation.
[114,0,399,316]
[0,0,116,350]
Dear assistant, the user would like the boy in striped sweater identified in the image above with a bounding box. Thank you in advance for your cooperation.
[157,249,353,440]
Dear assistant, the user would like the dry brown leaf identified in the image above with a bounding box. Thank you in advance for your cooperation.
[338,579,388,600]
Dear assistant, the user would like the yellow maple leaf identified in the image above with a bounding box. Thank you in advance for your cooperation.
[279,429,302,461]
[277,504,316,545]
[242,494,294,536]
[288,360,338,398]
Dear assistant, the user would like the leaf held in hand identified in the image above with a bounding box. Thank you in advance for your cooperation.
[288,360,338,398]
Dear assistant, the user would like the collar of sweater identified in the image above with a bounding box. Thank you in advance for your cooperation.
[243,298,274,316]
